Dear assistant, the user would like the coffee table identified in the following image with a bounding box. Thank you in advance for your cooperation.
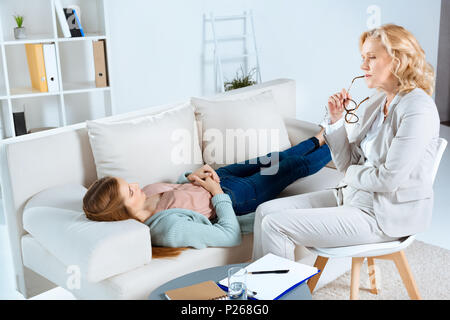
[148,263,312,300]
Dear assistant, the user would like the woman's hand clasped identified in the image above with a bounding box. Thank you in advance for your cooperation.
[190,176,224,196]
[328,88,352,124]
[188,164,224,196]
[188,164,220,184]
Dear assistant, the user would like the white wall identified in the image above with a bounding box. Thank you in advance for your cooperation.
[107,0,442,124]
[436,0,450,122]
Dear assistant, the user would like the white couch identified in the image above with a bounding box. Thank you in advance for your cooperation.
[1,79,344,299]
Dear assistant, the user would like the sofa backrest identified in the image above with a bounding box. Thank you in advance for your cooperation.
[0,78,296,297]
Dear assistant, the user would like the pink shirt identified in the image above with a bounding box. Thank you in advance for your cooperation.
[142,182,216,219]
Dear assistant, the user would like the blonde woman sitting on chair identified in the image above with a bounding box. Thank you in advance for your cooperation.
[254,24,441,261]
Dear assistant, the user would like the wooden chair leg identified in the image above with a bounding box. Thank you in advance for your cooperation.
[307,255,328,293]
[391,250,421,300]
[367,257,378,294]
[350,257,365,300]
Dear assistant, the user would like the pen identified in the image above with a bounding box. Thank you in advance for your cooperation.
[248,269,290,274]
[247,289,257,298]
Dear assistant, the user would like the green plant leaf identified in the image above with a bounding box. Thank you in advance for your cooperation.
[224,66,257,91]
[13,15,24,28]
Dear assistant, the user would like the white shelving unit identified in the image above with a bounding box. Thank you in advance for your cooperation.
[0,0,114,139]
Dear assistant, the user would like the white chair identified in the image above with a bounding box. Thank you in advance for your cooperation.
[307,138,447,300]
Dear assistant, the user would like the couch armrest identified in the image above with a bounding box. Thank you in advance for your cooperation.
[284,117,321,145]
[23,184,152,283]
[284,117,336,169]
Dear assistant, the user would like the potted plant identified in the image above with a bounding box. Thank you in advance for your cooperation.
[13,14,26,39]
[224,66,258,91]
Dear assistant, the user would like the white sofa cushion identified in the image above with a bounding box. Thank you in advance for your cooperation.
[22,184,152,283]
[86,102,203,187]
[21,233,254,299]
[191,90,292,169]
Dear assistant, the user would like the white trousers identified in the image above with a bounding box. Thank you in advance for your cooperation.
[252,189,399,261]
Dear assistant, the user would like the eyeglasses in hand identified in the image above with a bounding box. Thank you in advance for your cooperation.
[343,75,370,124]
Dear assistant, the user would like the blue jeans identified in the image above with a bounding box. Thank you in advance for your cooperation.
[216,137,331,215]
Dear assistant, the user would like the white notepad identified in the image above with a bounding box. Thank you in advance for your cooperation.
[219,253,319,300]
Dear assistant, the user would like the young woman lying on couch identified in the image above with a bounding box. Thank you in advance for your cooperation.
[82,131,331,257]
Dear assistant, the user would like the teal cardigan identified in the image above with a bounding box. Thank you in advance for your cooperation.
[143,172,254,249]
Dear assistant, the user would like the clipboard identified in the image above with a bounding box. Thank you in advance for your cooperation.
[218,253,319,300]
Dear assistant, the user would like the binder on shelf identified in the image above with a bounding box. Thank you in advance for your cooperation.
[64,8,84,37]
[43,43,59,92]
[25,43,48,92]
[54,0,71,38]
[92,39,109,88]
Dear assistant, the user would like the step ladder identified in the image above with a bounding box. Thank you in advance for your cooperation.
[203,11,262,93]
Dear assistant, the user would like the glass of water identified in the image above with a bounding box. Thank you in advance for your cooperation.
[227,267,247,300]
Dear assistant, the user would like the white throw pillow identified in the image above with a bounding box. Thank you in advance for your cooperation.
[86,103,203,187]
[23,184,152,283]
[191,90,292,169]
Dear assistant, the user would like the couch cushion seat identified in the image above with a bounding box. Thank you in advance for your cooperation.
[22,233,253,299]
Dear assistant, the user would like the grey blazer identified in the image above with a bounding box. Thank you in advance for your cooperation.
[324,88,440,237]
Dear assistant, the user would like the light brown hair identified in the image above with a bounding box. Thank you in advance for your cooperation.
[83,176,130,222]
[360,24,435,96]
[83,176,187,258]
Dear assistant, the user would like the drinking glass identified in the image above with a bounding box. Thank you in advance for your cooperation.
[227,267,247,300]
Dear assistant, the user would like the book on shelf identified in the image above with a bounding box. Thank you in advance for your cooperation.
[25,43,48,92]
[64,8,85,37]
[92,39,109,87]
[13,112,27,136]
[54,0,71,38]
[72,9,85,37]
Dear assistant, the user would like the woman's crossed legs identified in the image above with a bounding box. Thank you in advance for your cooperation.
[253,189,398,261]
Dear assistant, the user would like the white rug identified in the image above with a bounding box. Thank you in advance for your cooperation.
[312,240,450,300]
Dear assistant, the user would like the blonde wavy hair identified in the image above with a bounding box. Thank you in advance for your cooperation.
[359,24,435,96]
